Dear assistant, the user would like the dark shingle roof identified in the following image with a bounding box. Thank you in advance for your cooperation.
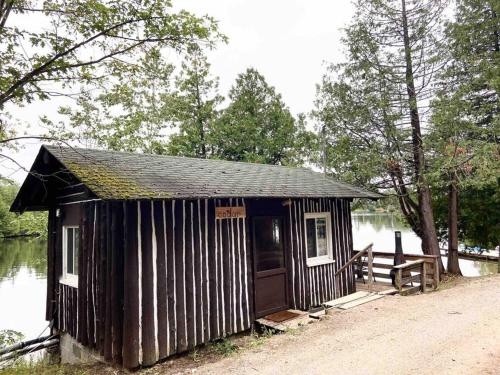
[43,145,382,200]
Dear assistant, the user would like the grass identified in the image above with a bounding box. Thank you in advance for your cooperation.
[0,323,298,374]
[437,274,465,291]
[0,360,93,375]
[210,338,240,357]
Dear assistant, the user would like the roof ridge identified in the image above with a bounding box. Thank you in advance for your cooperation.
[44,144,316,172]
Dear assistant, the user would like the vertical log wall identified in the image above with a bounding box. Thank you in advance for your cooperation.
[51,196,354,369]
[121,198,253,368]
[287,198,355,310]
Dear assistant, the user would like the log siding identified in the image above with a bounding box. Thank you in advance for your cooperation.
[51,197,355,369]
[288,198,355,309]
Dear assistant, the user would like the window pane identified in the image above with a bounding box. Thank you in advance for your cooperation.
[67,228,74,274]
[316,218,327,257]
[306,218,317,258]
[74,228,79,276]
[254,217,284,271]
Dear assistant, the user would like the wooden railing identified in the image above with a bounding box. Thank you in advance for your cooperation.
[394,260,427,294]
[352,250,440,292]
[336,243,374,292]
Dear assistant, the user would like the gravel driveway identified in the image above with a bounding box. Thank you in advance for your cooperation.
[190,275,500,375]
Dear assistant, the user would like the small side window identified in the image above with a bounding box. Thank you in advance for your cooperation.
[61,226,79,288]
[304,212,333,266]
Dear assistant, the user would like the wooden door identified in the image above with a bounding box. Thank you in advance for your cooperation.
[252,216,288,318]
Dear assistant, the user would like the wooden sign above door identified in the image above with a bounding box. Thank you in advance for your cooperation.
[215,206,246,219]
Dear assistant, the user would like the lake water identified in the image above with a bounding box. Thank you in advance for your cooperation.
[0,214,498,340]
[352,213,498,277]
[0,238,48,341]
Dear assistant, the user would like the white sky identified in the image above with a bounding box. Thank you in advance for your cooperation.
[1,0,355,184]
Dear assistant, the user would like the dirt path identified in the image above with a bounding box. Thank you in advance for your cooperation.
[175,275,500,375]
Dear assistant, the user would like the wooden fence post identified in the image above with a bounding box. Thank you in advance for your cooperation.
[421,262,427,293]
[433,258,439,289]
[367,245,373,293]
[395,269,402,294]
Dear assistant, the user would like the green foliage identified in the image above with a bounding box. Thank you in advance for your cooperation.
[0,330,24,349]
[427,0,499,249]
[210,338,239,356]
[312,0,446,187]
[432,182,500,248]
[0,361,93,375]
[0,0,224,147]
[210,68,316,166]
[313,64,404,187]
[313,0,448,242]
[0,182,47,238]
[429,0,499,189]
[166,46,224,158]
[44,49,175,153]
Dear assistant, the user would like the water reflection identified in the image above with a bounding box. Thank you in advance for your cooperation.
[0,238,47,340]
[352,213,422,252]
[352,213,498,277]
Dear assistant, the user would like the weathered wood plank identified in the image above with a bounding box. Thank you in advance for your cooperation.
[323,291,370,308]
[45,209,56,322]
[207,200,218,340]
[86,203,95,347]
[185,201,195,350]
[122,202,140,369]
[154,201,168,360]
[175,200,187,352]
[193,200,203,346]
[140,201,156,366]
[337,294,384,310]
[104,202,113,361]
[111,202,124,364]
[165,200,176,355]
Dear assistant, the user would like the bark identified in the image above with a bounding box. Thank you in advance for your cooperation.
[447,171,462,275]
[194,73,207,158]
[401,0,443,272]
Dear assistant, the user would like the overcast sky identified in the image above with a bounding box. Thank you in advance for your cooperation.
[2,0,355,184]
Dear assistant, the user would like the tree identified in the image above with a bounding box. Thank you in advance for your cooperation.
[428,0,499,273]
[166,46,224,158]
[0,180,47,237]
[0,0,223,157]
[313,0,447,267]
[210,68,314,166]
[44,49,175,153]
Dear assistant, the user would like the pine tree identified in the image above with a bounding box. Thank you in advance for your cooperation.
[314,0,448,267]
[167,47,223,158]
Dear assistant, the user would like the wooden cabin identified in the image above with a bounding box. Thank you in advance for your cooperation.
[11,145,381,368]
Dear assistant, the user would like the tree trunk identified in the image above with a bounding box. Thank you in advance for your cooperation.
[447,171,462,275]
[401,0,443,272]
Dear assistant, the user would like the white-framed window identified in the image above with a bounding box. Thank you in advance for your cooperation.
[304,212,334,267]
[61,226,79,288]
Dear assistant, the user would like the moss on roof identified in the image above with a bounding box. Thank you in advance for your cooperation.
[42,145,382,201]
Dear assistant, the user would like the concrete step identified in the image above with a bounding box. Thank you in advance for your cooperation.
[255,310,313,332]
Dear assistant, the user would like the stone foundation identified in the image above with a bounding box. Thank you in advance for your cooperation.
[59,333,103,365]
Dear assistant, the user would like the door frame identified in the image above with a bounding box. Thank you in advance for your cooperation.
[251,215,289,318]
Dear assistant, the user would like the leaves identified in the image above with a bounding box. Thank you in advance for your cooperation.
[166,46,224,158]
[210,68,315,166]
[0,180,47,237]
[44,49,175,153]
[428,0,499,246]
[0,0,225,144]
